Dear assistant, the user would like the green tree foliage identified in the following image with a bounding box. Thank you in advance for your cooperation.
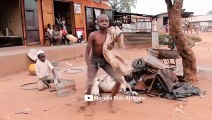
[109,0,137,13]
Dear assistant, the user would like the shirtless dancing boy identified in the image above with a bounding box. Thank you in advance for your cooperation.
[85,14,124,115]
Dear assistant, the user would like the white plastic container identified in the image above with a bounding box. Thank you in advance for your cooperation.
[66,34,77,42]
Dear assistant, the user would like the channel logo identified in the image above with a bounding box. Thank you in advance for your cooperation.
[84,95,94,101]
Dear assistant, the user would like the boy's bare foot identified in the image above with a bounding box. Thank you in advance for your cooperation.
[84,105,93,116]
[108,100,116,113]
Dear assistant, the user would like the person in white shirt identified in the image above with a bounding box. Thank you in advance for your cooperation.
[47,24,53,46]
[35,50,56,91]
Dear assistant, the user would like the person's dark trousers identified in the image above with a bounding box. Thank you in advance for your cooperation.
[61,36,66,45]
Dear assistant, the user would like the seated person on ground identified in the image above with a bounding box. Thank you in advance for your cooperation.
[35,50,56,91]
[52,25,61,45]
[46,24,53,46]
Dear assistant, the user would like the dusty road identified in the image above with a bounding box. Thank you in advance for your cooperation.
[0,33,212,120]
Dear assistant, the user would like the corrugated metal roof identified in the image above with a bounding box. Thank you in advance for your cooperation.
[114,12,155,18]
[155,12,194,18]
[191,15,212,22]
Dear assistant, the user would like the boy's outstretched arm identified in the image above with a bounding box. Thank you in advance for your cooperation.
[52,69,56,78]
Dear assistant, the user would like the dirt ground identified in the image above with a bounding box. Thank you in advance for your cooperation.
[0,32,212,120]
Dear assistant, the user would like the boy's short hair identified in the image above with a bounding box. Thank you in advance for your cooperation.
[96,14,109,21]
[53,25,58,30]
[47,24,51,27]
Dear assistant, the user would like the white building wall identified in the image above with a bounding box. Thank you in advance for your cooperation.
[156,13,168,33]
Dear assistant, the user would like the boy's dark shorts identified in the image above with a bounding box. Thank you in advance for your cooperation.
[87,56,123,86]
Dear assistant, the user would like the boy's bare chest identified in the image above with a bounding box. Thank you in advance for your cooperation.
[94,34,107,46]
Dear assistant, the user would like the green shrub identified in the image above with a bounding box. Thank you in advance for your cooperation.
[159,34,172,45]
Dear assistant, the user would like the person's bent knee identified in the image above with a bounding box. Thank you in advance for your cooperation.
[37,84,46,91]
[114,77,123,83]
[115,80,121,85]
[38,86,45,91]
[37,80,47,91]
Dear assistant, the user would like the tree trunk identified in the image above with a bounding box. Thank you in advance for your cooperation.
[166,0,197,81]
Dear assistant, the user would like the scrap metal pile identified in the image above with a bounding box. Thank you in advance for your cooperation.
[124,57,205,101]
[91,55,205,102]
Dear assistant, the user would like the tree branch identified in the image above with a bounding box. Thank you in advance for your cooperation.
[165,0,173,10]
